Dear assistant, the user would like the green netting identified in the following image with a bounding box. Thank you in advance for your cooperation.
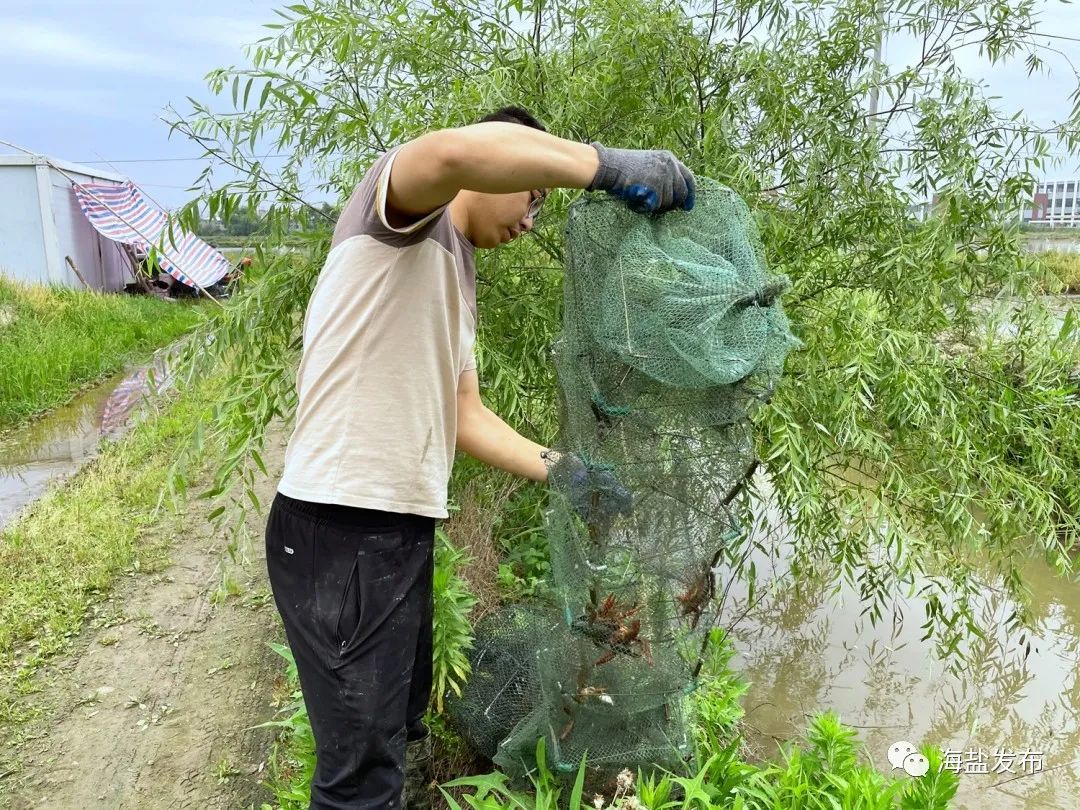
[448,178,799,785]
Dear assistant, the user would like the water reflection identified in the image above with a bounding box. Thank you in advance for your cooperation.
[1023,237,1080,255]
[727,542,1080,808]
[727,289,1080,807]
[0,355,174,529]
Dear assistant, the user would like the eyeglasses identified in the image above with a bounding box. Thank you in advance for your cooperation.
[527,190,548,220]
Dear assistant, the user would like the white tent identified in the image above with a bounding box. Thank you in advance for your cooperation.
[0,152,130,291]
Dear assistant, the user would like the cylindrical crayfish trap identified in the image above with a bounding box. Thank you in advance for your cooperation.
[448,178,799,785]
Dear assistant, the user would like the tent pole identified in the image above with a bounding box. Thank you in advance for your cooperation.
[64,256,93,290]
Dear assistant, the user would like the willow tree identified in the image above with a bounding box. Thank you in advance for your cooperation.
[165,0,1080,677]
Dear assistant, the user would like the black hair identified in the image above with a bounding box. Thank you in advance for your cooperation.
[476,105,547,132]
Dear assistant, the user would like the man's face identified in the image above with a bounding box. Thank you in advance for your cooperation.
[470,188,546,248]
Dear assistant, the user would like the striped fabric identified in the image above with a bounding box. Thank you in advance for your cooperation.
[72,180,230,289]
[99,355,175,437]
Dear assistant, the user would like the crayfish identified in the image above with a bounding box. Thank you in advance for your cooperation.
[675,569,712,630]
[573,592,653,666]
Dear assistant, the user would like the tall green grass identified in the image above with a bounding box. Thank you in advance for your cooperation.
[1035,251,1080,293]
[0,279,203,429]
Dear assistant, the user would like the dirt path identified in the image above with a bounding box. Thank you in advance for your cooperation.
[1,432,288,809]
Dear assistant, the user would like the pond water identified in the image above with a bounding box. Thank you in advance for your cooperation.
[0,355,173,530]
[1023,236,1080,254]
[727,292,1079,808]
[728,537,1080,809]
[728,293,1080,810]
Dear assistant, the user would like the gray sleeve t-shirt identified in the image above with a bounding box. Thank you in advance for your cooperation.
[277,148,478,519]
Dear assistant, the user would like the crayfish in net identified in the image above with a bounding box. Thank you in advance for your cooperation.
[570,592,653,665]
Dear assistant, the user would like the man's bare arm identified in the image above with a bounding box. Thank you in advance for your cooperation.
[455,369,549,481]
[387,123,599,218]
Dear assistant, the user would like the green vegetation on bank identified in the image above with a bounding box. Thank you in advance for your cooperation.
[202,235,266,249]
[262,628,959,810]
[0,279,203,429]
[1035,251,1080,293]
[167,0,1080,805]
[441,716,957,810]
[1019,225,1080,239]
[0,377,220,728]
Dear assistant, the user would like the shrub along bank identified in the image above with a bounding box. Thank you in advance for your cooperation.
[1035,251,1080,293]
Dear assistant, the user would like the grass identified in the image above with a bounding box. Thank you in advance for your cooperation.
[0,376,220,728]
[0,278,204,429]
[200,234,307,248]
[1019,225,1080,239]
[199,234,265,248]
[439,715,959,809]
[260,628,961,810]
[1034,251,1080,293]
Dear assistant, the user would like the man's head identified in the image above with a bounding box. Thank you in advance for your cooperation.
[453,105,549,249]
[478,105,546,131]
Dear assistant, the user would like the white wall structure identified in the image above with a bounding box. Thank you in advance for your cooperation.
[1023,179,1080,229]
[0,153,131,290]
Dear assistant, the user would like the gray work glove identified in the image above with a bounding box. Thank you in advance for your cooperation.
[546,451,633,526]
[587,143,696,213]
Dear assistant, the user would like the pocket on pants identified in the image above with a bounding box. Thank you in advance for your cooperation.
[335,555,361,652]
[334,529,406,654]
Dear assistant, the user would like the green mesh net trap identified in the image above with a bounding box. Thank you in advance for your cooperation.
[448,178,799,784]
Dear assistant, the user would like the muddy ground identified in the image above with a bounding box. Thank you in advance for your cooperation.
[0,432,289,809]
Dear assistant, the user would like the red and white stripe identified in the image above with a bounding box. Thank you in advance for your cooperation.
[73,181,230,289]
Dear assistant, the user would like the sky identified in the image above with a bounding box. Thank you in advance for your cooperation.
[2,0,1078,211]
[0,0,281,209]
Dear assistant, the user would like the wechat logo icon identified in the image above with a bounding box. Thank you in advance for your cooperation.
[888,741,930,777]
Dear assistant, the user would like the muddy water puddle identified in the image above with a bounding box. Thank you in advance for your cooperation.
[0,356,174,529]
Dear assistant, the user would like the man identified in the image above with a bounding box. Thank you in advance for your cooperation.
[265,106,694,809]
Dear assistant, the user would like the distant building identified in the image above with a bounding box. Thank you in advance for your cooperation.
[911,180,1080,228]
[1022,179,1080,228]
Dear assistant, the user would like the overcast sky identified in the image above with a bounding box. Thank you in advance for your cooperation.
[2,0,1078,210]
[1,0,278,209]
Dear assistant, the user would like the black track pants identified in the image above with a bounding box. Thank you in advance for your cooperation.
[265,492,436,809]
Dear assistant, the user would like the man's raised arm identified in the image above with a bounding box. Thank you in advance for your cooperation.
[387,123,695,218]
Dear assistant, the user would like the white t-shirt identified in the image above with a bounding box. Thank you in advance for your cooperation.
[277,148,477,519]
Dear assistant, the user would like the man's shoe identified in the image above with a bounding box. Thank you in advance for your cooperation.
[404,735,433,810]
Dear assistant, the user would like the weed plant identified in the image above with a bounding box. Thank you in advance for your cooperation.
[1035,251,1080,293]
